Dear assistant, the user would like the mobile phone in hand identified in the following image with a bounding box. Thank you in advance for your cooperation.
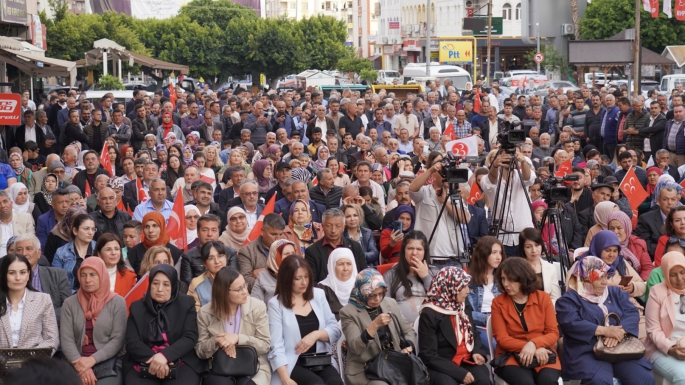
[618,276,632,287]
[393,220,403,233]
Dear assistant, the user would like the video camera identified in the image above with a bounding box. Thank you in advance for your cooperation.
[497,121,526,154]
[540,173,580,204]
[440,153,469,184]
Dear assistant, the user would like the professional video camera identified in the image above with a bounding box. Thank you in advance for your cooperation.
[440,153,469,184]
[497,121,526,154]
[540,173,579,204]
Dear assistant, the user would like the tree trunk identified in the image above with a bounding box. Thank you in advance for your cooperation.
[570,0,580,40]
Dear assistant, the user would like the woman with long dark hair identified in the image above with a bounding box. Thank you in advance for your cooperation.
[164,155,185,190]
[383,230,438,325]
[517,228,561,305]
[95,233,137,298]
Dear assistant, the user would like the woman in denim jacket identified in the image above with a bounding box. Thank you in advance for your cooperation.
[467,236,505,354]
[52,213,97,293]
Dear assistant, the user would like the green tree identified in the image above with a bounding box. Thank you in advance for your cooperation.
[580,0,685,53]
[336,53,374,81]
[296,15,348,70]
[523,44,567,72]
[179,0,258,30]
[96,74,125,90]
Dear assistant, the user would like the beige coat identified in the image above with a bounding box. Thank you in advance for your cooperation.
[195,296,271,385]
[340,297,416,385]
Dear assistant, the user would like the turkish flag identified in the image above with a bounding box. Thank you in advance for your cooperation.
[312,176,318,186]
[619,167,649,211]
[136,178,148,203]
[167,190,188,251]
[84,182,93,198]
[100,141,112,176]
[124,273,148,314]
[199,174,215,186]
[117,198,133,216]
[242,194,277,246]
[473,89,482,114]
[678,0,685,22]
[168,83,177,111]
[468,182,482,205]
[650,0,660,17]
[444,122,455,140]
[554,159,572,177]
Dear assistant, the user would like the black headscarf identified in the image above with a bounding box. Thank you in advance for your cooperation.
[143,264,180,345]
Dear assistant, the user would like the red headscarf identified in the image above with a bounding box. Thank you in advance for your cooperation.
[646,166,662,195]
[162,111,174,139]
[77,257,117,337]
[142,212,170,249]
[121,144,132,158]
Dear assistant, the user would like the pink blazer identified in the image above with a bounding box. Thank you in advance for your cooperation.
[645,281,677,360]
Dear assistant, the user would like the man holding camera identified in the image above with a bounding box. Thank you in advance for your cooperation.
[409,153,470,263]
[482,146,536,256]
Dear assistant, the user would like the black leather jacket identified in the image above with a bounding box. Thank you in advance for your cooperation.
[180,244,238,286]
[90,209,131,241]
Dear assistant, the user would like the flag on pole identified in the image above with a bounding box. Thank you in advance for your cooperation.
[167,191,188,251]
[467,182,482,205]
[664,0,673,17]
[444,122,455,140]
[677,0,685,20]
[168,83,177,111]
[124,273,149,314]
[644,0,652,11]
[651,0,660,17]
[136,178,148,203]
[100,141,112,176]
[242,194,277,246]
[117,198,133,216]
[445,136,479,158]
[84,182,93,198]
[554,159,572,177]
[473,88,482,114]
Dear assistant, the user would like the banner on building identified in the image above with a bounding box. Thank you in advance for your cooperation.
[0,94,21,126]
[664,0,673,18]
[438,41,473,64]
[1,0,27,25]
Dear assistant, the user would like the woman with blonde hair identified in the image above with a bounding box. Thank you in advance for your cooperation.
[220,147,254,180]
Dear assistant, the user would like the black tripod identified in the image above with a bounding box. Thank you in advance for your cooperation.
[537,200,572,291]
[427,182,472,267]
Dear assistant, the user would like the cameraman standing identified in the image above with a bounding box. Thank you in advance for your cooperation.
[409,152,470,265]
[482,146,536,257]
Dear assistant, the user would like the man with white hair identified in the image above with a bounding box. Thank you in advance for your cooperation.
[349,135,375,170]
[600,94,620,157]
[422,104,446,140]
[427,127,442,152]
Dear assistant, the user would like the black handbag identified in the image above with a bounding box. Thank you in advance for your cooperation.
[297,352,333,371]
[0,348,52,376]
[212,346,259,377]
[138,360,179,380]
[364,313,430,385]
[91,356,117,379]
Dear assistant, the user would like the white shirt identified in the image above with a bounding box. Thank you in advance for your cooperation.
[7,290,27,347]
[408,185,464,257]
[315,117,328,131]
[107,267,117,291]
[244,206,258,228]
[352,179,386,215]
[481,163,536,246]
[0,220,13,257]
[24,124,37,143]
[482,282,495,313]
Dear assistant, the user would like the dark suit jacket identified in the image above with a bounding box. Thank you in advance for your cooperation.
[305,237,368,283]
[197,121,224,142]
[218,186,240,212]
[577,205,595,242]
[639,114,666,161]
[417,305,487,382]
[124,294,205,376]
[131,116,158,151]
[422,116,447,140]
[38,266,71,324]
[467,204,488,245]
[478,118,505,151]
[635,207,665,258]
[306,117,336,142]
[8,124,46,151]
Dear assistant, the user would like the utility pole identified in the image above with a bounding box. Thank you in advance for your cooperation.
[486,0,492,82]
[633,0,641,96]
[536,22,540,73]
[426,0,431,76]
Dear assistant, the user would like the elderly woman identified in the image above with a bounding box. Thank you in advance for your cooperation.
[317,248,358,320]
[584,201,619,247]
[340,268,417,385]
[9,151,31,186]
[9,182,41,221]
[606,211,653,280]
[184,205,200,250]
[645,252,685,384]
[490,258,561,385]
[556,256,654,385]
[219,207,251,251]
[418,267,491,385]
[61,257,127,385]
[251,239,297,305]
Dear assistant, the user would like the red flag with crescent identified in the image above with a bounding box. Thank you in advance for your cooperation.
[445,136,479,158]
[444,122,455,140]
[100,141,112,176]
[136,178,148,203]
[167,190,188,251]
[468,182,482,205]
[619,167,649,210]
[554,159,572,177]
[169,83,177,111]
[84,182,93,198]
[650,0,660,17]
[243,194,277,246]
[473,88,482,114]
[124,273,148,314]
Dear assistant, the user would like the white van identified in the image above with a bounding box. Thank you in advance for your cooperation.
[583,73,623,88]
[376,70,401,85]
[659,74,685,94]
[402,63,472,90]
[84,90,134,105]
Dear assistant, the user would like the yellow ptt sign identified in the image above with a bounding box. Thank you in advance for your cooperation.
[438,41,473,63]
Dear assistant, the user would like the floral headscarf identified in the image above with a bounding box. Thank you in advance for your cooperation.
[182,145,194,164]
[568,255,610,316]
[9,152,24,175]
[587,230,623,278]
[349,268,387,310]
[605,211,640,271]
[420,267,474,352]
[186,132,199,151]
[41,173,58,205]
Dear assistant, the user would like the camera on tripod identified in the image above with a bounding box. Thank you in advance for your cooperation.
[440,152,469,184]
[540,174,579,204]
[497,121,526,154]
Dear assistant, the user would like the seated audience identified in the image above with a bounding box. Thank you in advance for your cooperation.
[556,255,654,385]
[490,258,561,385]
[379,205,415,264]
[517,228,561,305]
[124,265,205,385]
[584,201,619,247]
[195,267,272,385]
[52,213,97,292]
[654,206,685,267]
[342,204,379,267]
[286,199,323,254]
[44,206,88,263]
[219,207,250,251]
[340,268,416,385]
[60,257,127,385]
[239,213,286,292]
[251,239,297,305]
[180,214,239,286]
[418,267,491,385]
[606,211,653,280]
[267,256,343,385]
[188,241,229,311]
[317,248,358,320]
[126,212,183,277]
[96,233,137,298]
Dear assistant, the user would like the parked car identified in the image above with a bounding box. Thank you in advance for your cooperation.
[532,81,579,96]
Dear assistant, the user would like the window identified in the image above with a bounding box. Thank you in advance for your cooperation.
[516,3,521,20]
[502,3,511,20]
[326,1,331,10]
[348,15,353,22]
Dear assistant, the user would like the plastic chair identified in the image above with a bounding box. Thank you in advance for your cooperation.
[573,247,589,262]
[336,335,346,380]
[486,316,564,385]
[376,262,396,276]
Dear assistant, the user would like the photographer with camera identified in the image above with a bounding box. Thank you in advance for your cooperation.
[482,146,536,257]
[409,152,470,264]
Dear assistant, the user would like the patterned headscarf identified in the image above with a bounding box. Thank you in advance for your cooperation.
[593,201,618,230]
[567,255,610,316]
[52,206,88,241]
[349,268,387,310]
[106,176,125,191]
[266,239,297,275]
[291,167,312,182]
[289,199,314,250]
[420,267,474,352]
[605,211,641,271]
[41,173,58,205]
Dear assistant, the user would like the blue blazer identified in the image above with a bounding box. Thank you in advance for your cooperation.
[344,227,379,266]
[600,106,620,144]
[267,287,342,385]
[467,204,488,246]
[555,287,651,381]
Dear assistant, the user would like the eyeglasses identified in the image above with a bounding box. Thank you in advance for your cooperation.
[228,283,248,293]
[668,237,685,248]
[367,292,386,301]
[242,191,259,196]
[206,254,226,263]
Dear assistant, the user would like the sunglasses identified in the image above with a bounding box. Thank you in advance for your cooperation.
[668,237,685,248]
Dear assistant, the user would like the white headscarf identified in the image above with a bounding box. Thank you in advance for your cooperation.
[319,248,358,306]
[9,182,31,214]
[184,205,200,245]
